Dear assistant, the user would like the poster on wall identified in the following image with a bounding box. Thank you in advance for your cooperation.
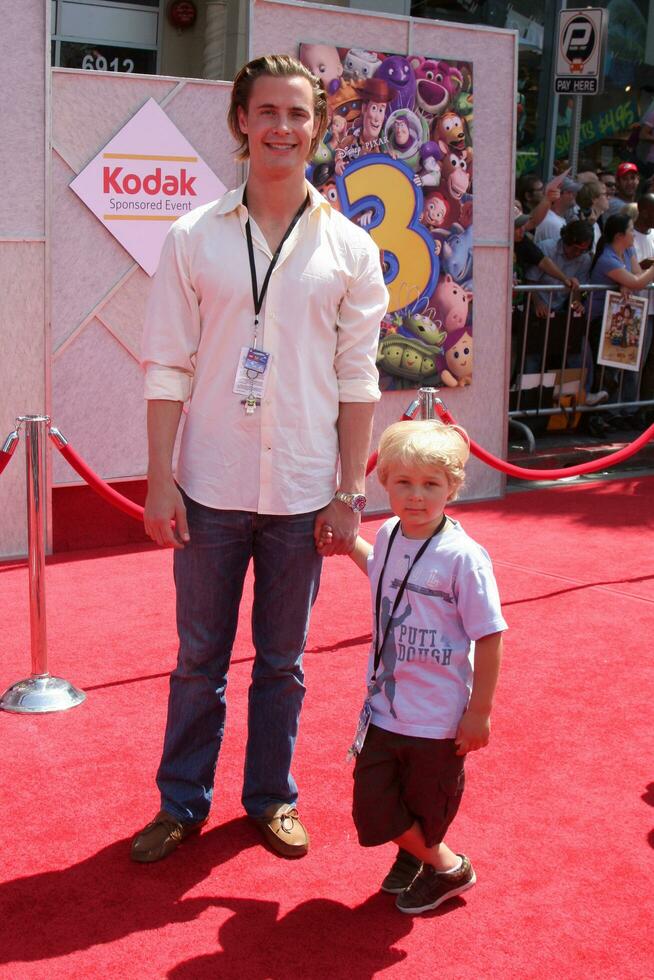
[598,291,647,372]
[299,44,474,390]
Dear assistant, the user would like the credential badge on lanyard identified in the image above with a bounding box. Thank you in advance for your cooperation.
[234,187,309,415]
[346,514,447,762]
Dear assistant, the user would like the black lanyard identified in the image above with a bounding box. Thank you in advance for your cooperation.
[242,187,309,328]
[372,515,447,680]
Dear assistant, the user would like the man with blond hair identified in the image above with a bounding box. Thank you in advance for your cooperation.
[133,54,388,863]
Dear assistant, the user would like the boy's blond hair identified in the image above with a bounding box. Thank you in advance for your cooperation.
[376,420,470,499]
[227,54,329,161]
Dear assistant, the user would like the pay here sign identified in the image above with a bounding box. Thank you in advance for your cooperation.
[555,8,607,96]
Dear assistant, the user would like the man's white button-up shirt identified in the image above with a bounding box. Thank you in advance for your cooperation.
[142,180,389,515]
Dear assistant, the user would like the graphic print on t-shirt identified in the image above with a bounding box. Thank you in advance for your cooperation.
[373,595,412,719]
[390,555,454,603]
[367,518,507,738]
[376,553,456,721]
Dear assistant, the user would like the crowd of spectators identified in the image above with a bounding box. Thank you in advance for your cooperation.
[512,162,654,435]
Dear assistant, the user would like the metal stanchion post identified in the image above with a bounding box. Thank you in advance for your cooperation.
[418,387,439,420]
[0,415,86,713]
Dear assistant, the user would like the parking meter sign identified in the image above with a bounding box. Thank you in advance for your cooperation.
[555,8,607,95]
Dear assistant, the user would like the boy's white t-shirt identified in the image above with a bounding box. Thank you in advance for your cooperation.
[365,517,507,740]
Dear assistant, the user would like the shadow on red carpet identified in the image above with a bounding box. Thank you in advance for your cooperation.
[1,476,653,978]
[0,817,461,979]
[0,820,255,963]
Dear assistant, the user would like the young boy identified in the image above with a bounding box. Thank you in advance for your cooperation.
[320,419,506,914]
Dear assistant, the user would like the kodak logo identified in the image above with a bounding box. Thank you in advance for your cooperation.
[103,166,197,196]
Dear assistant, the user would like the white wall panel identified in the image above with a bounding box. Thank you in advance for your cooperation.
[0,245,46,557]
[51,319,147,484]
[96,267,152,360]
[0,0,47,559]
[0,5,46,234]
[51,152,137,351]
[251,0,410,57]
[52,71,180,173]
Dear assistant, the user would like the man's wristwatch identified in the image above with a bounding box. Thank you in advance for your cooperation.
[334,490,367,512]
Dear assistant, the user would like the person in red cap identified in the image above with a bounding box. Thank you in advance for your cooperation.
[607,162,640,214]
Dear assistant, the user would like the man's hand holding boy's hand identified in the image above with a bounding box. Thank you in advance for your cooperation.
[316,523,334,556]
[314,500,359,556]
[455,709,491,755]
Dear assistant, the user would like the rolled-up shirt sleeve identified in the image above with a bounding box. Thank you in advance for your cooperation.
[335,237,389,403]
[142,220,201,402]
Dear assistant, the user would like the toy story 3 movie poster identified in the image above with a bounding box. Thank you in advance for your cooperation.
[299,43,474,390]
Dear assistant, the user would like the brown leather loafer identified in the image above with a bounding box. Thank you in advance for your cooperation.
[130,809,206,863]
[251,803,309,858]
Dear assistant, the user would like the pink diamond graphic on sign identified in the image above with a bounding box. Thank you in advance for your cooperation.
[70,98,226,276]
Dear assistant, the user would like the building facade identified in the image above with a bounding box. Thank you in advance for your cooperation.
[51,0,654,178]
[414,0,654,178]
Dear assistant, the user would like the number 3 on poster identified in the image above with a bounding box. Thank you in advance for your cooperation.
[340,157,438,314]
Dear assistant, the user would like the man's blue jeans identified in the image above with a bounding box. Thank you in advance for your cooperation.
[156,492,323,822]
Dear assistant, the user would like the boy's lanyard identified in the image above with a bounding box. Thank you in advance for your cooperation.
[242,187,309,344]
[372,514,447,681]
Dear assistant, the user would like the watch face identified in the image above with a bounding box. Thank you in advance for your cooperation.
[352,494,367,512]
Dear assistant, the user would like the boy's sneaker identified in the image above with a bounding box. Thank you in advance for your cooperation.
[380,848,423,893]
[395,854,476,914]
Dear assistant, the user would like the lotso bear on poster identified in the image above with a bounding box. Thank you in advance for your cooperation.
[299,43,474,390]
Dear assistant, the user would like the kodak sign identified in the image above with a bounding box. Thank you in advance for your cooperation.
[102,166,197,196]
[70,99,226,276]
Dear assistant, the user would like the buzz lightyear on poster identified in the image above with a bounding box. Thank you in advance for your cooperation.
[299,43,474,390]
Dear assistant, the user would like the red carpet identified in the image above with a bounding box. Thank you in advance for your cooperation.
[1,477,653,979]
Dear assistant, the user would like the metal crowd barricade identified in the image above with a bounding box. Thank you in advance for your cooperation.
[510,282,654,439]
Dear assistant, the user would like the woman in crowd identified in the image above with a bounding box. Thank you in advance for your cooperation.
[587,211,654,433]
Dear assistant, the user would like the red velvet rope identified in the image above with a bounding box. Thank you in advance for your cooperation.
[51,399,653,523]
[0,450,14,477]
[53,440,145,522]
[364,404,654,481]
[434,403,654,480]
